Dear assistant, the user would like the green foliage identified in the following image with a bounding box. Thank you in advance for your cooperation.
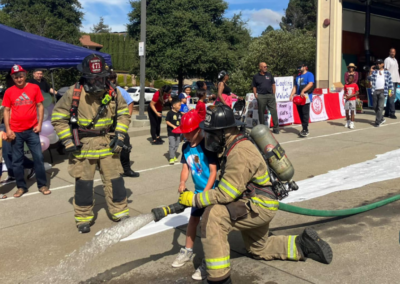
[0,0,83,44]
[261,25,274,35]
[280,0,317,33]
[117,74,125,87]
[229,30,316,96]
[135,77,151,87]
[153,79,176,89]
[91,17,111,33]
[87,33,138,72]
[127,0,251,91]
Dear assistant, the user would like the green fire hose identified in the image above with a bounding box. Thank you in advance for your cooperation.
[278,194,400,217]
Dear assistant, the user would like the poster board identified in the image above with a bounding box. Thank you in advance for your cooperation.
[275,76,294,102]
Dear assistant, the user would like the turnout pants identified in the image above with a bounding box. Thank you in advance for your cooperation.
[201,203,300,282]
[257,94,279,130]
[68,154,129,225]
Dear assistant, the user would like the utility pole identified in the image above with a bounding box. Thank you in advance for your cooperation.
[136,0,147,120]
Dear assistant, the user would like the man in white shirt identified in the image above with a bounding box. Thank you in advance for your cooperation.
[384,48,399,119]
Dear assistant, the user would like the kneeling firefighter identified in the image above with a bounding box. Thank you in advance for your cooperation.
[51,54,131,233]
[177,105,333,283]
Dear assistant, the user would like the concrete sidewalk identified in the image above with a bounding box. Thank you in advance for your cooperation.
[1,110,400,283]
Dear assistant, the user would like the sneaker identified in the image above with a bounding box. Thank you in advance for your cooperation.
[172,248,193,268]
[157,137,165,143]
[344,120,350,128]
[299,130,309,137]
[390,115,397,119]
[382,119,386,125]
[169,159,175,165]
[349,122,354,129]
[272,129,280,135]
[174,157,179,162]
[1,176,16,185]
[192,259,207,281]
[27,168,36,180]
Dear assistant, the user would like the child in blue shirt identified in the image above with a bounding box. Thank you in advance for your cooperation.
[170,110,218,280]
[179,93,189,114]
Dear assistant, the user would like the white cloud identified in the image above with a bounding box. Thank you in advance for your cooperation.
[227,8,283,36]
[80,0,129,5]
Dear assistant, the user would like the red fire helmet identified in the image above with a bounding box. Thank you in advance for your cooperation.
[173,110,202,134]
[11,65,27,75]
[293,95,306,106]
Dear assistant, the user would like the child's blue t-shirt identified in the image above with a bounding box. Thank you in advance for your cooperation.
[181,140,218,194]
[180,103,189,113]
[295,72,315,103]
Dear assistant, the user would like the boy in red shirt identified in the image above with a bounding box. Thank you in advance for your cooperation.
[195,89,207,120]
[343,74,359,129]
[2,65,50,198]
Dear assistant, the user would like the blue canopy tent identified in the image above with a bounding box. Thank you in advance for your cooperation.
[0,24,112,71]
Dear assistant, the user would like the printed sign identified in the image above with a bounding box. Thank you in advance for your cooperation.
[89,57,102,73]
[139,42,145,56]
[310,95,328,122]
[275,77,294,102]
[277,102,294,125]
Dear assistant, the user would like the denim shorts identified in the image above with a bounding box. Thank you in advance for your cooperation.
[191,207,205,217]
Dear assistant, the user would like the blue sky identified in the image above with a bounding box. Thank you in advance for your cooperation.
[80,0,289,37]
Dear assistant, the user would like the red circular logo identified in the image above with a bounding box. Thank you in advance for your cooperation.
[311,96,323,115]
[264,144,274,153]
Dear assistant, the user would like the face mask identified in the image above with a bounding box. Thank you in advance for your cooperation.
[205,130,224,153]
[83,77,106,93]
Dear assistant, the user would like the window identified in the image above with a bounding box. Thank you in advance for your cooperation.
[127,88,138,93]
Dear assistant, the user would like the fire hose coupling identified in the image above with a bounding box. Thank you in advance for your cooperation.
[152,203,186,222]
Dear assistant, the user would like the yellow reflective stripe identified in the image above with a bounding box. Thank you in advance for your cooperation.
[73,148,115,158]
[252,172,270,185]
[219,179,241,199]
[199,191,211,207]
[112,209,129,219]
[116,123,129,130]
[117,108,129,114]
[57,129,72,139]
[205,256,230,270]
[75,216,94,222]
[52,112,69,118]
[116,127,127,133]
[250,197,279,211]
[287,236,298,260]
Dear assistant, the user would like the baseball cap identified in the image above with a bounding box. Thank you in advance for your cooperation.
[11,65,27,75]
[178,93,187,100]
[376,59,384,64]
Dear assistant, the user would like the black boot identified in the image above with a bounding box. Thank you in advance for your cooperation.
[77,223,91,234]
[296,228,333,264]
[122,169,140,178]
[204,276,232,284]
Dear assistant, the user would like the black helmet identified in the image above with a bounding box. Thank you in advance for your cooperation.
[77,54,110,79]
[200,105,245,153]
[200,105,245,131]
[218,70,228,81]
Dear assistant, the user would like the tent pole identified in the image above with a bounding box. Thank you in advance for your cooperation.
[50,71,56,98]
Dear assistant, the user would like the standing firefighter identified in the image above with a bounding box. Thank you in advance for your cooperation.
[52,55,131,233]
[177,105,333,283]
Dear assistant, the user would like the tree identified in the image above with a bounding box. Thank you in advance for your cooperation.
[0,0,83,44]
[127,0,251,92]
[229,30,316,96]
[280,0,317,33]
[91,17,112,33]
[261,25,274,35]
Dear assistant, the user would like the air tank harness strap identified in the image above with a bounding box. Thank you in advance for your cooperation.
[78,128,110,138]
[219,133,249,180]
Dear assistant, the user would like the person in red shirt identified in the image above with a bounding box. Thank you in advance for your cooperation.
[148,85,172,145]
[2,65,50,198]
[343,74,359,129]
[195,89,207,120]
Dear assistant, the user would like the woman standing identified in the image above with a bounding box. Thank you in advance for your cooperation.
[344,63,359,84]
[215,70,234,108]
[148,85,172,145]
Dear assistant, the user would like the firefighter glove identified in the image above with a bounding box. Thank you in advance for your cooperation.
[110,132,125,153]
[178,190,195,207]
[62,139,77,152]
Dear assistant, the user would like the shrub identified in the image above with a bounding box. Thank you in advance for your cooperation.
[117,74,125,86]
[154,79,176,89]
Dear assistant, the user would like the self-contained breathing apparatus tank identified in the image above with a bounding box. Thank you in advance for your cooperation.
[250,124,299,199]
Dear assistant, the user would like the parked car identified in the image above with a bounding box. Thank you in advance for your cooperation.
[171,85,179,98]
[127,87,159,104]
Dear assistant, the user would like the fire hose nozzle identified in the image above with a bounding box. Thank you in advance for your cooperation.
[152,203,186,222]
